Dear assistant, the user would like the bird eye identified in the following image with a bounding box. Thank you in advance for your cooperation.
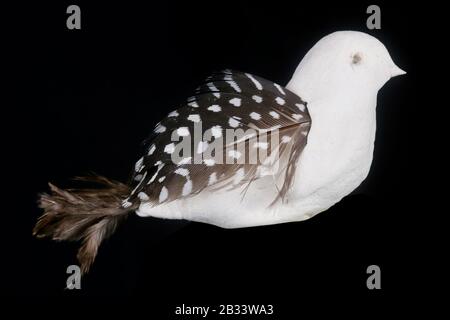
[351,52,362,65]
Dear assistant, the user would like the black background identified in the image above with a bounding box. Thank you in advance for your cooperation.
[2,0,430,317]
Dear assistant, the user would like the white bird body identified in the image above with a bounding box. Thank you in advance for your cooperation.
[136,73,377,228]
[136,31,405,228]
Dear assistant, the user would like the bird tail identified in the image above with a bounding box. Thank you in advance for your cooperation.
[33,175,137,274]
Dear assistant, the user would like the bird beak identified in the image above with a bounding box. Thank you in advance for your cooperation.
[390,64,406,77]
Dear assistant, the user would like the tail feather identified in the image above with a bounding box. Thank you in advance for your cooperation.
[33,175,136,274]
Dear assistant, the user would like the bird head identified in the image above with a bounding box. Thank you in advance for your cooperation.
[287,31,406,102]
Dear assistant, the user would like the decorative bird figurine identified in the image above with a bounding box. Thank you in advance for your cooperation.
[34,31,405,273]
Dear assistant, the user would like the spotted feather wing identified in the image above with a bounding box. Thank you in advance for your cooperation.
[124,70,311,207]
